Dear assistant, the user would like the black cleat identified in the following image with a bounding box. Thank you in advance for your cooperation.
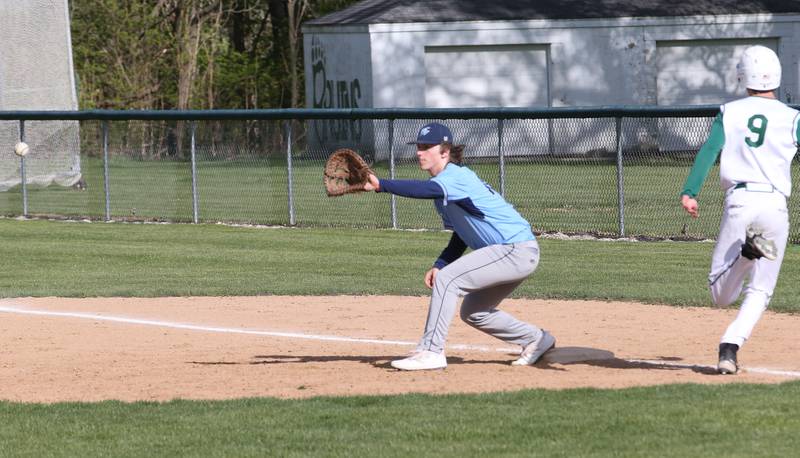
[717,343,739,374]
[741,226,777,261]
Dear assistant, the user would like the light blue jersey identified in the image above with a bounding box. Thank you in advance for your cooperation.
[431,163,534,249]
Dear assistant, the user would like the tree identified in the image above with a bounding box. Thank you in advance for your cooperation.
[286,0,309,108]
[71,0,173,109]
[71,0,362,110]
[154,0,224,110]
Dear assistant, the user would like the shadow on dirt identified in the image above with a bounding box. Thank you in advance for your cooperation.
[540,346,717,375]
[190,347,716,375]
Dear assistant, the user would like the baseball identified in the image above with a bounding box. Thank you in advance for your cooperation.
[14,142,29,157]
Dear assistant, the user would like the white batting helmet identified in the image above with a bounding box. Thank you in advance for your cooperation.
[737,45,781,91]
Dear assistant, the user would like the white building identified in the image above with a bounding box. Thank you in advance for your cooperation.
[302,1,800,156]
[304,0,800,108]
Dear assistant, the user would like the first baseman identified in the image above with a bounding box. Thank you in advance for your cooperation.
[680,45,800,374]
[363,122,555,371]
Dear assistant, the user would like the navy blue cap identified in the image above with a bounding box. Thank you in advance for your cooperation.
[407,122,453,145]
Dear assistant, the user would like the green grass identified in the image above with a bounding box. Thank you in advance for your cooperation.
[2,219,800,455]
[6,155,800,240]
[1,383,799,457]
[3,219,800,311]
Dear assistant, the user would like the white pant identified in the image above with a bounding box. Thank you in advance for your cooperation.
[708,186,789,347]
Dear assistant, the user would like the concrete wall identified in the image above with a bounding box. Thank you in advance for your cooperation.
[303,30,376,154]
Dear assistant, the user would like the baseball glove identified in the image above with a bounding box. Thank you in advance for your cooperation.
[323,148,373,197]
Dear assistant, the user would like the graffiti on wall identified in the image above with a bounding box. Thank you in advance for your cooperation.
[310,36,364,143]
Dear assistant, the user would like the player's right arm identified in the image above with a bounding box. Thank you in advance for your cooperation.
[680,113,725,217]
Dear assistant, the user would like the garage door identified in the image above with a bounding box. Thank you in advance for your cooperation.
[424,44,550,108]
[656,39,779,106]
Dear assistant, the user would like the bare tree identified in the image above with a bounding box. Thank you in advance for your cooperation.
[157,0,217,110]
[286,0,309,108]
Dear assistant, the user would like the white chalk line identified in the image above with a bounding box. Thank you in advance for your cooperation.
[0,304,517,354]
[627,359,800,378]
[1,303,799,378]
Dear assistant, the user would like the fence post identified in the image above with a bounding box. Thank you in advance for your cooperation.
[18,121,27,217]
[102,120,111,221]
[498,118,505,196]
[615,116,625,237]
[389,119,397,229]
[190,121,199,224]
[285,120,296,226]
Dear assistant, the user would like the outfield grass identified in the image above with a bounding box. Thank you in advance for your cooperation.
[2,219,800,456]
[2,219,800,311]
[6,155,800,241]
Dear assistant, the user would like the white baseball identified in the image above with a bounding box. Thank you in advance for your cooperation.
[14,142,29,157]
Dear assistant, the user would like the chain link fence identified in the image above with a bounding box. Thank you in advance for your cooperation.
[2,107,800,242]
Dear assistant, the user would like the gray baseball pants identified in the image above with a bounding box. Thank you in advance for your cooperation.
[417,239,543,353]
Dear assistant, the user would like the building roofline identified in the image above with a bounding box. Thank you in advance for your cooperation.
[305,0,800,27]
[304,12,800,33]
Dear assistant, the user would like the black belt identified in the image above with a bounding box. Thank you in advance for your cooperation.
[732,182,775,192]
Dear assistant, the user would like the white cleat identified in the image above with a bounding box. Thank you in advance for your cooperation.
[391,350,447,371]
[512,330,556,366]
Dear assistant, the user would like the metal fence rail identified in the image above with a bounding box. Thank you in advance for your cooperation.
[2,107,799,242]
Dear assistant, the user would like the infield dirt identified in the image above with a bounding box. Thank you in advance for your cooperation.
[1,296,798,402]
